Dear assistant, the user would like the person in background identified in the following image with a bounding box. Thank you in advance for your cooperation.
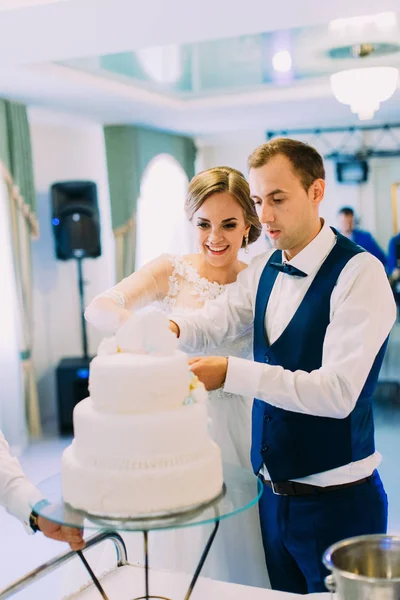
[387,232,400,278]
[387,232,400,318]
[337,206,387,267]
[0,430,85,550]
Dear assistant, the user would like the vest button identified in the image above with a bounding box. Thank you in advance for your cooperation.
[264,415,271,423]
[261,444,269,452]
[265,355,270,364]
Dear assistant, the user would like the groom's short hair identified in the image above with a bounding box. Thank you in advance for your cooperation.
[248,138,325,193]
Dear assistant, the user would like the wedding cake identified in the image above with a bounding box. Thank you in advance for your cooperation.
[61,310,223,517]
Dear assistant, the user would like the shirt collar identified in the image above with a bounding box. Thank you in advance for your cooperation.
[283,219,335,276]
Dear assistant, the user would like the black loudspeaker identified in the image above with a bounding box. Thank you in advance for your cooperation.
[56,357,91,434]
[51,180,101,260]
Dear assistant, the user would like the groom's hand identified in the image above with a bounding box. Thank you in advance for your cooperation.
[188,357,228,391]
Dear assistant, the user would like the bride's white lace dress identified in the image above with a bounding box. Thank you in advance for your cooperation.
[84,254,270,589]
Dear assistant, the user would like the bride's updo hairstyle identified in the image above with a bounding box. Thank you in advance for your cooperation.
[185,166,261,247]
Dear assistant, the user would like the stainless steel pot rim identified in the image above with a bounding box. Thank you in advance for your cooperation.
[323,534,400,584]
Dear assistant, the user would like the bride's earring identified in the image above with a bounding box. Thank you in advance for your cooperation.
[244,233,249,254]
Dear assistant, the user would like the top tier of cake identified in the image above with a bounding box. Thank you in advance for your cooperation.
[88,309,202,414]
[89,350,192,414]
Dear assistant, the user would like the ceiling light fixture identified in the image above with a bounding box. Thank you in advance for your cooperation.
[330,66,399,120]
[272,50,292,73]
[329,12,397,35]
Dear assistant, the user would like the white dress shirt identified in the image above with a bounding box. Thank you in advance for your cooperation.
[172,221,397,486]
[0,431,43,531]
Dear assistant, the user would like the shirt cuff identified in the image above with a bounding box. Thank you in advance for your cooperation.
[8,481,45,534]
[224,356,265,398]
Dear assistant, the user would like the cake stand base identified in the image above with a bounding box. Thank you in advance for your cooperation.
[131,518,220,600]
[76,491,223,600]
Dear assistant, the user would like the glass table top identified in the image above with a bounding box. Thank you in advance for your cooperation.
[34,463,262,532]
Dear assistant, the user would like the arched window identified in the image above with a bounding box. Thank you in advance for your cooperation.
[136,154,193,268]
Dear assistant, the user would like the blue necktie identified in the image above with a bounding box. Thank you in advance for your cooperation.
[269,262,307,277]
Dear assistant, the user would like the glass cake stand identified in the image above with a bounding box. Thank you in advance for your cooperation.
[34,463,263,600]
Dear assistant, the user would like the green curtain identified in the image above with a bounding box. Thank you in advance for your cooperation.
[104,124,196,279]
[0,99,41,438]
[0,101,37,216]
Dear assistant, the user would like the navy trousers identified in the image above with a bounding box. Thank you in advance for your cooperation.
[258,471,388,594]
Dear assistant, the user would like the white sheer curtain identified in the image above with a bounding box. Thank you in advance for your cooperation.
[0,175,27,453]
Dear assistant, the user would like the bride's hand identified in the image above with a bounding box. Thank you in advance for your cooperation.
[85,298,131,334]
[188,357,228,391]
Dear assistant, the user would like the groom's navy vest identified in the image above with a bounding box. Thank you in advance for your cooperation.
[251,229,388,481]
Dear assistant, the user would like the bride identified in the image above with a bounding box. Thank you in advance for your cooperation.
[84,166,270,588]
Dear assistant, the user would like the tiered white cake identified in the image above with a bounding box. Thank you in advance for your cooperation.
[61,310,223,517]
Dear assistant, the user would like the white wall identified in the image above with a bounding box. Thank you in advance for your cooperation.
[196,131,400,252]
[29,108,115,427]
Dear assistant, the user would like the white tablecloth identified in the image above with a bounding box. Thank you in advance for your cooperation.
[65,564,331,600]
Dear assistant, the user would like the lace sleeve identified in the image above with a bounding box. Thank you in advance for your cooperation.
[84,254,174,334]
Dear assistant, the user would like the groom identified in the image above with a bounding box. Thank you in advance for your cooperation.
[169,138,396,594]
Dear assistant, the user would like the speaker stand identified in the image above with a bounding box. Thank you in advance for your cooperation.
[76,257,89,361]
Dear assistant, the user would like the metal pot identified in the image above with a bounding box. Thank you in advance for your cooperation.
[323,535,400,599]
